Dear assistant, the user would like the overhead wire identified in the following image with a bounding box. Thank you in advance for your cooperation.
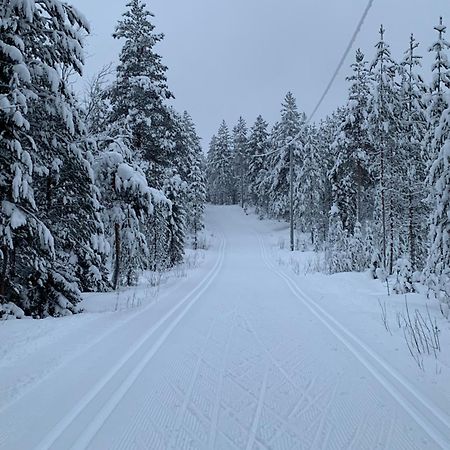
[306,0,376,125]
[252,0,376,159]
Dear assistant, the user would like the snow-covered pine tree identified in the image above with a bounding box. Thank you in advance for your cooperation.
[424,18,450,308]
[248,115,270,213]
[330,49,373,234]
[232,117,249,208]
[267,92,305,220]
[368,26,401,274]
[0,0,108,317]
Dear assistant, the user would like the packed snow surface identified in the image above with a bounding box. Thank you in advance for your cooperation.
[1,206,450,449]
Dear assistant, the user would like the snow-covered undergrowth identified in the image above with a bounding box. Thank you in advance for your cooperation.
[83,245,208,314]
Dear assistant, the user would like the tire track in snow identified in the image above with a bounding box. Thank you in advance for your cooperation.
[258,232,450,449]
[35,234,226,450]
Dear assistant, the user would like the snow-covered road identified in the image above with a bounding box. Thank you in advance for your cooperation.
[1,206,450,449]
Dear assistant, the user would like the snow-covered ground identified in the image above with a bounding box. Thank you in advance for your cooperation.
[1,205,450,449]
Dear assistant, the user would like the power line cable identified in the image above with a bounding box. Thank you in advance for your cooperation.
[306,0,376,125]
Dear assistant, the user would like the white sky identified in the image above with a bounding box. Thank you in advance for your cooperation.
[70,0,449,146]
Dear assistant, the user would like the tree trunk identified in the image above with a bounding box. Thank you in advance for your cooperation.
[112,222,121,290]
[289,145,294,252]
[240,164,245,209]
[389,195,394,275]
[193,213,198,251]
[381,144,387,270]
[409,188,416,270]
[356,163,362,225]
[0,245,9,300]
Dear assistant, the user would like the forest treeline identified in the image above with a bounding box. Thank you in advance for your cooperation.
[207,22,450,310]
[0,0,206,318]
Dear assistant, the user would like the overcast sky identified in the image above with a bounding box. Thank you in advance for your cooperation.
[70,0,449,147]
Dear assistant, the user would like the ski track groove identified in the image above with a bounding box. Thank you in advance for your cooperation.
[167,319,216,449]
[0,257,204,417]
[34,234,226,450]
[245,360,269,450]
[239,314,306,397]
[168,308,236,449]
[72,235,227,450]
[207,314,236,449]
[258,232,450,449]
[239,313,333,448]
[267,377,316,445]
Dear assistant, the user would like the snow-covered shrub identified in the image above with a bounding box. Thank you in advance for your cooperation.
[195,233,211,250]
[289,256,300,275]
[393,258,414,294]
[348,222,371,272]
[369,250,382,280]
[324,205,352,274]
[0,302,25,320]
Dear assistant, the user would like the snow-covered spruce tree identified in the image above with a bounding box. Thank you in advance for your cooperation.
[295,124,325,245]
[0,0,109,317]
[423,17,450,166]
[181,112,206,249]
[232,117,249,208]
[267,92,306,220]
[315,109,347,243]
[424,19,450,308]
[330,49,373,234]
[206,121,234,204]
[248,115,270,213]
[107,0,199,277]
[348,220,371,272]
[206,135,218,203]
[398,34,428,271]
[147,200,171,272]
[367,26,401,274]
[109,0,174,189]
[164,172,187,267]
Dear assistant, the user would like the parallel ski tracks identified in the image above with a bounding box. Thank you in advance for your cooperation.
[35,234,227,450]
[257,232,450,449]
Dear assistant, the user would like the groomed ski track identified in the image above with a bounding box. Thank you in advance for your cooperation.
[0,205,449,449]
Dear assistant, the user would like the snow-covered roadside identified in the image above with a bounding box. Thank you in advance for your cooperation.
[254,214,450,427]
[0,233,217,412]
